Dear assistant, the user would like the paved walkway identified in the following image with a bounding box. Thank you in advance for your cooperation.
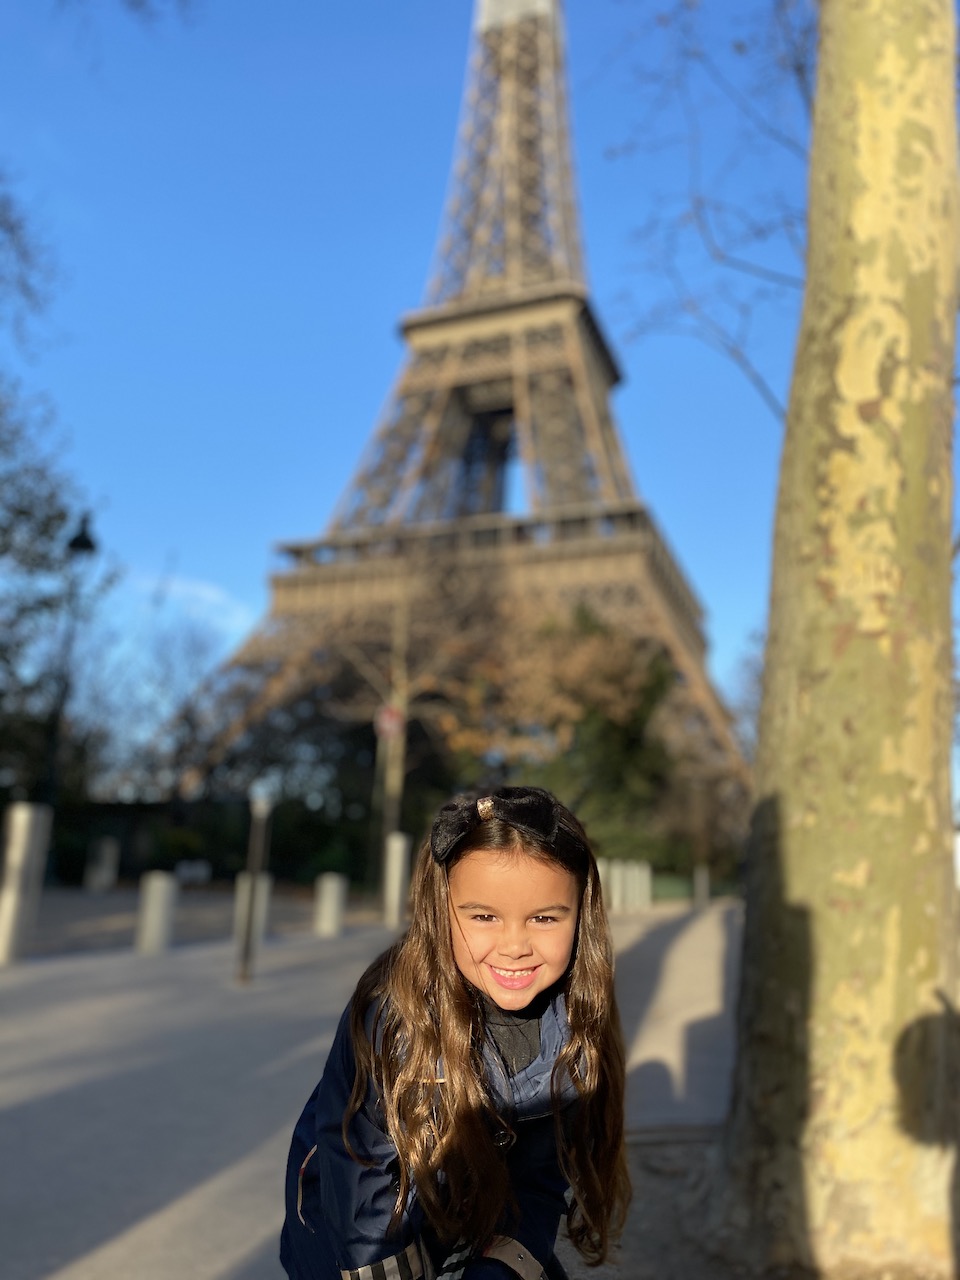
[0,894,741,1280]
[25,885,325,957]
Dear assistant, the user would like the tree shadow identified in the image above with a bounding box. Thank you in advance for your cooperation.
[707,794,817,1277]
[615,909,704,1071]
[0,930,392,1280]
[683,900,742,1126]
[0,1012,338,1280]
[222,1234,287,1280]
[894,991,960,1271]
[617,901,742,1129]
[632,1058,682,1119]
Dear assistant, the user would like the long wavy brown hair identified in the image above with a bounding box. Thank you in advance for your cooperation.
[344,797,631,1263]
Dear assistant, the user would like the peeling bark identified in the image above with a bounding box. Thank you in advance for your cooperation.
[719,0,960,1275]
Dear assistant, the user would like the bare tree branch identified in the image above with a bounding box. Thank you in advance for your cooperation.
[688,196,805,290]
[694,49,808,161]
[0,173,55,348]
[605,0,812,427]
[678,76,804,291]
[57,0,194,18]
[771,0,818,116]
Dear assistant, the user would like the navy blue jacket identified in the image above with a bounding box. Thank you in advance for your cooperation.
[280,993,576,1280]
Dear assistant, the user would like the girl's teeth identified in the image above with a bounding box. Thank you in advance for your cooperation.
[493,966,534,976]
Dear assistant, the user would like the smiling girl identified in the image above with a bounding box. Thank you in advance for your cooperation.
[280,786,630,1280]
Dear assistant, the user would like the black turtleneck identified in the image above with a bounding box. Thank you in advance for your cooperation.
[480,989,551,1076]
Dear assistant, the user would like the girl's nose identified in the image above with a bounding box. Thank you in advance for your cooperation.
[498,925,533,959]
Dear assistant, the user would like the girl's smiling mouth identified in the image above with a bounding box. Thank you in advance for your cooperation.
[487,964,540,989]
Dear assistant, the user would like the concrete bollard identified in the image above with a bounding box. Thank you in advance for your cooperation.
[314,872,348,938]
[607,859,626,915]
[233,872,272,956]
[637,859,653,910]
[84,836,120,893]
[383,832,412,929]
[622,861,636,912]
[596,857,609,906]
[0,802,53,966]
[135,871,178,955]
[623,861,643,912]
[693,863,711,910]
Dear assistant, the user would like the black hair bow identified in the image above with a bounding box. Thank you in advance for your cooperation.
[430,786,560,865]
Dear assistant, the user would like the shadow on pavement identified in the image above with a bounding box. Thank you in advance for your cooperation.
[223,1234,287,1280]
[0,930,392,1280]
[615,903,740,1131]
[614,908,702,1059]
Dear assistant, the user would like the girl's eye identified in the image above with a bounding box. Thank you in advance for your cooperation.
[471,913,496,923]
[532,915,558,925]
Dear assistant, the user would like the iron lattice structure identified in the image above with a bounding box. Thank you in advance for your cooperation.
[219,0,746,796]
[428,0,585,307]
[329,0,632,531]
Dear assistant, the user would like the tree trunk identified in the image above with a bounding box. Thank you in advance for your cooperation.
[720,0,960,1275]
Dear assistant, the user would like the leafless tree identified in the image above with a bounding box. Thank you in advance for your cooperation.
[607,0,816,423]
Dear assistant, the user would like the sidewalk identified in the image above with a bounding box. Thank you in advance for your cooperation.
[25,884,322,957]
[0,897,741,1280]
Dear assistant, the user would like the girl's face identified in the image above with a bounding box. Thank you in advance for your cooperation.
[447,846,580,1011]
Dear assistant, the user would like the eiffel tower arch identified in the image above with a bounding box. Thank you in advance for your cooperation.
[219,0,747,824]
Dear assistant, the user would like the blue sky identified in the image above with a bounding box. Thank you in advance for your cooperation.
[0,0,795,710]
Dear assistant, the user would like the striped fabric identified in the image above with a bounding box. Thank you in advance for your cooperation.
[433,1236,546,1280]
[340,1240,423,1280]
[434,1242,472,1279]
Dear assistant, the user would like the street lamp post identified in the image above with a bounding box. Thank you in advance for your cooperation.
[236,777,279,984]
[38,513,98,807]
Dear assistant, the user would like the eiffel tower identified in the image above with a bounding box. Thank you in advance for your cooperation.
[223,0,745,806]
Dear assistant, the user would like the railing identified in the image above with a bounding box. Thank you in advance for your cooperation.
[275,501,705,647]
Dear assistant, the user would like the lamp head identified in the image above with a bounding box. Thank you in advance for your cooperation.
[67,514,97,557]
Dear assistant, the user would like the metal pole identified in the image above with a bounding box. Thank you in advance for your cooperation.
[365,729,388,891]
[236,792,273,984]
[38,514,97,809]
[381,724,407,847]
[383,831,412,929]
[380,594,410,862]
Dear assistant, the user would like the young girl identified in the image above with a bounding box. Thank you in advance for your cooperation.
[280,785,630,1280]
